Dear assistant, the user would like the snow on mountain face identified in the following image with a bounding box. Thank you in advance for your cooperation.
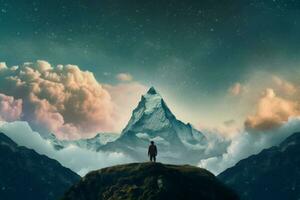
[46,132,119,151]
[69,133,120,150]
[122,87,173,133]
[123,87,206,145]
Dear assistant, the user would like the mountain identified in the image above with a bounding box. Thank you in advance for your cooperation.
[100,87,208,163]
[46,132,119,150]
[62,162,239,200]
[0,132,80,200]
[218,132,300,200]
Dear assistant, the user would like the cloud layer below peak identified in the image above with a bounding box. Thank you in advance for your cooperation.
[0,121,134,176]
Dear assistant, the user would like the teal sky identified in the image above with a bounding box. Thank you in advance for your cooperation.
[1,0,300,129]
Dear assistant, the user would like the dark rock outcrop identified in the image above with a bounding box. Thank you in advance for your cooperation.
[62,162,238,200]
[0,132,80,200]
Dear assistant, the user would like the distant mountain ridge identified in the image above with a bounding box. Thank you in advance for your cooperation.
[47,132,119,150]
[218,132,300,200]
[0,132,80,200]
[99,87,209,163]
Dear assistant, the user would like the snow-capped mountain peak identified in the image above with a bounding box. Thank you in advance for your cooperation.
[98,87,210,163]
[122,87,174,133]
[143,87,163,113]
[48,87,209,165]
[147,86,159,95]
[115,87,207,157]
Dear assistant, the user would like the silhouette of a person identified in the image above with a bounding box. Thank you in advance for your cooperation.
[148,141,157,162]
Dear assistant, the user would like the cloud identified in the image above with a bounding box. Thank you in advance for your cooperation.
[0,62,7,70]
[228,82,245,96]
[199,117,300,175]
[201,74,300,174]
[116,73,133,82]
[223,119,236,127]
[0,121,134,176]
[226,73,300,132]
[0,60,146,139]
[272,75,297,96]
[0,93,22,122]
[245,88,299,131]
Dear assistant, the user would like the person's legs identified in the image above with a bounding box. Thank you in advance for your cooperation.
[153,156,156,162]
[150,155,153,162]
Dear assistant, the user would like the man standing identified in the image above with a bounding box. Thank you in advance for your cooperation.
[148,141,157,162]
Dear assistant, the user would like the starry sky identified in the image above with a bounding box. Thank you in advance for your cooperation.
[1,0,300,130]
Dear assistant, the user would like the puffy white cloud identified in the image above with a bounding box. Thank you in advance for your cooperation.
[0,61,147,139]
[0,61,116,139]
[116,73,133,82]
[0,121,134,176]
[0,93,22,122]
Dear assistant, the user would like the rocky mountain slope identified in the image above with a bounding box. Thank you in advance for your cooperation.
[100,87,209,163]
[218,132,300,200]
[0,132,80,200]
[62,162,239,200]
[46,132,119,150]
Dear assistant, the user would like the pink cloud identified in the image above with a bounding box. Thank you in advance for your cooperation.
[228,82,245,96]
[245,88,300,131]
[0,60,146,139]
[0,93,22,122]
[116,73,133,82]
[225,73,300,132]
